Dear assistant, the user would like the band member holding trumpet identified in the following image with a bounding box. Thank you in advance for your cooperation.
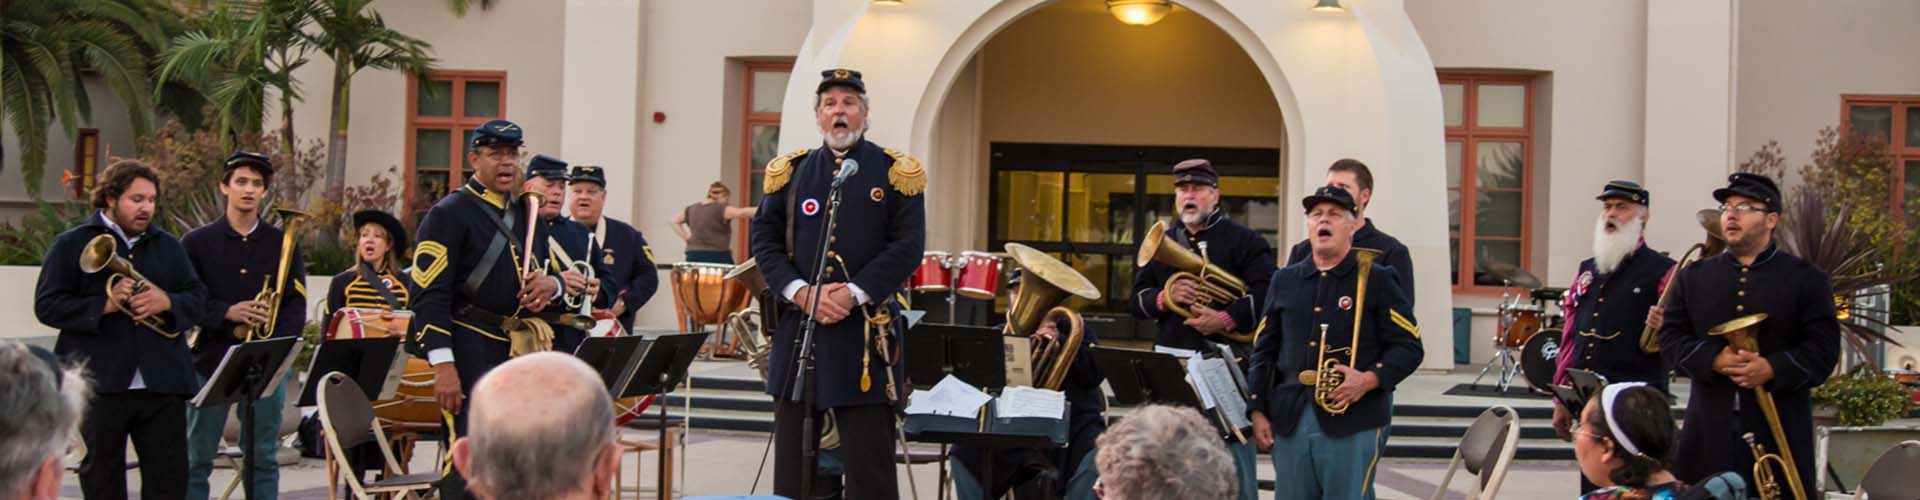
[180,151,309,499]
[1248,186,1422,500]
[34,159,207,499]
[567,165,659,334]
[1657,173,1838,500]
[751,68,925,500]
[1130,158,1274,498]
[524,154,603,353]
[410,119,565,500]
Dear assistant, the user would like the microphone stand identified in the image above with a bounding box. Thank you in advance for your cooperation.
[791,167,851,500]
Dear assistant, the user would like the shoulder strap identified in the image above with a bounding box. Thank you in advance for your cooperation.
[459,190,516,297]
[355,262,404,310]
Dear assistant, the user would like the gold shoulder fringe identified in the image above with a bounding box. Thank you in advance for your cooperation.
[764,148,809,194]
[884,148,925,197]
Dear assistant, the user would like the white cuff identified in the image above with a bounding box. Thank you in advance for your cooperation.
[847,284,871,305]
[781,280,808,302]
[549,276,565,299]
[428,348,455,366]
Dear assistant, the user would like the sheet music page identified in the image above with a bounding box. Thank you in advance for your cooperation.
[1191,357,1251,430]
[904,374,992,418]
[996,386,1066,420]
[1185,358,1218,410]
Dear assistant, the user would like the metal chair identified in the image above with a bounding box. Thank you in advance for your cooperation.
[317,371,437,499]
[1853,440,1920,500]
[1428,405,1520,500]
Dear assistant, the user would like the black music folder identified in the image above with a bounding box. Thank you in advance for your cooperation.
[904,323,1006,391]
[619,331,709,399]
[574,335,650,398]
[297,337,406,407]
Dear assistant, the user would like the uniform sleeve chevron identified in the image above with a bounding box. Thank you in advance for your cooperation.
[1389,309,1419,339]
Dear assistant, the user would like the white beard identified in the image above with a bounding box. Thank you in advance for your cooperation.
[821,119,868,151]
[1592,215,1643,275]
[1180,212,1204,225]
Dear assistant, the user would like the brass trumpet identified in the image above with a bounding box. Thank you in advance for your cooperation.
[78,233,180,339]
[1137,220,1252,343]
[230,208,308,344]
[1711,313,1806,500]
[1638,209,1728,353]
[1004,243,1102,390]
[1298,247,1381,415]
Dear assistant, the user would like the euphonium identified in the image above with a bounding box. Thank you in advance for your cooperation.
[1711,313,1806,500]
[728,309,771,382]
[77,234,181,339]
[1137,221,1253,342]
[1004,243,1102,391]
[230,208,308,344]
[1298,247,1381,415]
[1639,211,1727,353]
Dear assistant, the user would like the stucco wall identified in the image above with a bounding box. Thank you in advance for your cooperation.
[0,78,141,219]
[1734,1,1920,177]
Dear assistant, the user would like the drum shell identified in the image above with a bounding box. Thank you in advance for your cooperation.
[326,309,439,429]
[911,251,953,292]
[672,262,752,325]
[954,251,1001,300]
[1520,328,1562,394]
[1502,307,1543,348]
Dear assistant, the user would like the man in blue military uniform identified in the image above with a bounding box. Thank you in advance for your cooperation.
[751,68,925,500]
[181,151,308,499]
[36,160,208,500]
[1127,158,1274,499]
[410,119,565,500]
[523,154,603,353]
[1248,186,1423,500]
[1285,159,1414,303]
[567,164,660,334]
[1658,173,1838,497]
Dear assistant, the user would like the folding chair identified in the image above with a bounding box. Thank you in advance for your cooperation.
[1429,405,1520,500]
[1853,440,1920,500]
[317,371,437,499]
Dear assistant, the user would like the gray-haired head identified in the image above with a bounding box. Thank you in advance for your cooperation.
[0,343,90,500]
[1094,404,1238,500]
[461,352,615,500]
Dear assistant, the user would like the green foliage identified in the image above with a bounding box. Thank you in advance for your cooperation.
[155,0,313,144]
[1812,366,1919,426]
[0,200,94,266]
[293,320,323,374]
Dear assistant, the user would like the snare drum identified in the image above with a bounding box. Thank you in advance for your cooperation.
[327,307,412,340]
[325,308,439,430]
[1501,304,1544,348]
[911,251,953,292]
[671,262,751,326]
[954,251,1002,300]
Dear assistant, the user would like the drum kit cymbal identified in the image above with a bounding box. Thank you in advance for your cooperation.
[1471,264,1567,395]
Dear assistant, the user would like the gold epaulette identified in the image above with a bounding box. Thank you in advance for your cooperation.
[884,148,926,196]
[764,149,810,194]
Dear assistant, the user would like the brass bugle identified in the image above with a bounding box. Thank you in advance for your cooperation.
[230,208,308,345]
[78,234,180,339]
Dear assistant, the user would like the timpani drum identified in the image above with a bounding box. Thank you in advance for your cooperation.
[954,251,1002,300]
[911,251,953,292]
[670,262,751,326]
[326,308,439,429]
[1502,304,1544,348]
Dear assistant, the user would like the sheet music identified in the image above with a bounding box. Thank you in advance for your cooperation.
[1190,357,1252,431]
[1185,358,1218,410]
[996,386,1066,420]
[905,374,992,418]
[377,342,408,400]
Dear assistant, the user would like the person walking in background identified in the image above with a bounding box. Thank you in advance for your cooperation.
[671,181,756,264]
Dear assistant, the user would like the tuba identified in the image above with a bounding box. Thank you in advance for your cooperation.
[1003,243,1102,391]
[1137,220,1253,343]
[1298,247,1381,415]
[506,192,554,357]
[229,208,308,345]
[1639,209,1730,353]
[724,259,774,382]
[78,233,181,339]
[1712,313,1806,500]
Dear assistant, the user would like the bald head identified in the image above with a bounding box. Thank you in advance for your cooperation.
[456,352,616,500]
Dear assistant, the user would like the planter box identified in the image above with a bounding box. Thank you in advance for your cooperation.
[1815,422,1920,494]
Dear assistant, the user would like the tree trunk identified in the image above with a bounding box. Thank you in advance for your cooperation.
[325,52,351,195]
[279,91,296,159]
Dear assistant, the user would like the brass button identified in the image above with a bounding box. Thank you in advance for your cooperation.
[1736,305,1745,312]
[1375,362,1384,368]
[829,236,838,243]
[834,158,844,165]
[240,269,249,275]
[1741,267,1749,273]
[1592,312,1599,317]
[826,266,837,274]
[1309,341,1317,347]
[1598,298,1606,303]
[1740,277,1748,284]
[827,251,838,258]
[1314,306,1322,313]
[1737,291,1746,297]
[1319,272,1327,277]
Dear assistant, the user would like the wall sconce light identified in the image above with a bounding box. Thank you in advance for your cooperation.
[1312,0,1345,12]
[1107,0,1172,26]
[873,0,905,5]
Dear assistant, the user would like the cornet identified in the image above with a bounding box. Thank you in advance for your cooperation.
[230,208,308,344]
[1713,313,1806,500]
[1298,247,1382,415]
[78,234,180,339]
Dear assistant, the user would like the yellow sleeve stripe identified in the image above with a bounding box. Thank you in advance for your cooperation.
[292,280,307,297]
[1251,317,1269,344]
[1390,309,1419,339]
[421,323,451,340]
[413,241,450,288]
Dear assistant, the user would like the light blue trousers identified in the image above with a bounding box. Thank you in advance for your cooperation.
[1268,415,1389,500]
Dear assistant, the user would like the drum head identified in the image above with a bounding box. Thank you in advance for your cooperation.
[1520,329,1562,394]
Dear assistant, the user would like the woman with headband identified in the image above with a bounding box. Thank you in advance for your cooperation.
[1575,383,1747,500]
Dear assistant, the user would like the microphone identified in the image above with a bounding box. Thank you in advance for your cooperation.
[832,159,860,188]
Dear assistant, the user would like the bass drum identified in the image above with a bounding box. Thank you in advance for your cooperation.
[1520,328,1563,396]
[326,308,439,431]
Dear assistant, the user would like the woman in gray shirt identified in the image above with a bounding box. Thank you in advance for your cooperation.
[671,181,758,264]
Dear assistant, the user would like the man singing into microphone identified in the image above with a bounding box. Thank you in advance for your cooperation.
[751,68,926,500]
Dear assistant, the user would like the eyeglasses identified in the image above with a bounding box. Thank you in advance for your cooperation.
[1719,203,1769,216]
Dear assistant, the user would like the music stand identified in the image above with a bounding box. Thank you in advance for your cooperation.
[191,337,303,500]
[296,337,406,407]
[619,331,710,497]
[574,335,650,397]
[1089,346,1205,409]
[905,323,1006,390]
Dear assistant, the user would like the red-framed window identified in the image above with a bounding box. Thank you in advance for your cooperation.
[71,128,100,199]
[404,70,507,228]
[1440,73,1536,293]
[736,61,793,259]
[1840,95,1920,227]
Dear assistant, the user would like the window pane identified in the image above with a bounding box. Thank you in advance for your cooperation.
[752,71,791,113]
[459,128,475,174]
[413,169,450,206]
[1448,189,1461,232]
[750,169,765,202]
[750,125,780,178]
[1064,252,1126,314]
[417,79,453,116]
[1906,160,1919,224]
[1849,105,1892,144]
[1446,141,1463,187]
[464,81,502,118]
[1906,107,1920,149]
[1476,141,1525,189]
[1442,83,1464,127]
[1475,191,1523,238]
[1140,175,1281,247]
[415,129,451,168]
[1472,240,1523,286]
[1450,237,1460,285]
[1476,84,1526,128]
[996,171,1065,241]
[1066,173,1137,244]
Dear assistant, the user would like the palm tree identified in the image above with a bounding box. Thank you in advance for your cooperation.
[304,0,435,194]
[155,0,311,152]
[2,0,173,197]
